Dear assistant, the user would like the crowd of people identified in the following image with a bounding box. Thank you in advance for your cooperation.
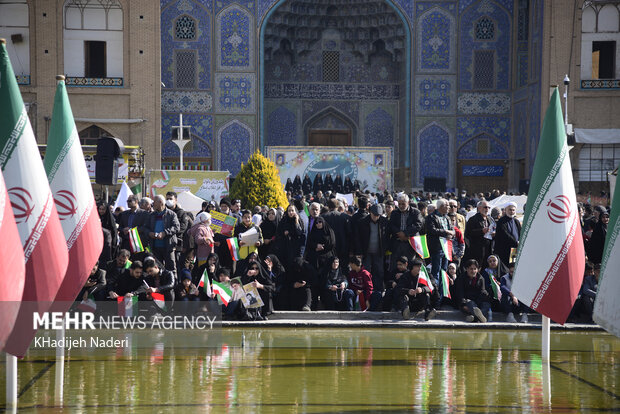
[85,184,604,323]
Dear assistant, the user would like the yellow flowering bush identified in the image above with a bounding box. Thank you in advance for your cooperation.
[230,150,289,208]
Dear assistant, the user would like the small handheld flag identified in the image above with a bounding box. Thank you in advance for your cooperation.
[212,280,232,306]
[439,237,453,261]
[129,227,144,253]
[409,235,430,259]
[417,266,434,293]
[151,292,166,310]
[199,269,212,297]
[227,237,241,261]
[77,294,97,313]
[440,270,451,299]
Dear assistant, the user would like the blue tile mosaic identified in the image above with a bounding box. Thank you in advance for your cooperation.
[161,0,211,90]
[218,120,254,175]
[419,123,450,182]
[457,117,510,159]
[267,106,297,146]
[364,108,394,147]
[215,73,256,113]
[459,0,514,15]
[302,101,359,126]
[216,5,254,70]
[417,8,455,72]
[514,99,527,159]
[459,0,511,90]
[414,76,456,114]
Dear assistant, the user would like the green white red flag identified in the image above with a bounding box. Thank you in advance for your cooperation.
[199,269,212,297]
[0,40,69,356]
[409,235,430,259]
[594,172,620,338]
[117,296,138,317]
[227,237,240,261]
[129,227,144,253]
[212,280,232,306]
[440,270,451,299]
[511,89,585,324]
[439,237,453,261]
[77,294,97,313]
[44,76,103,307]
[0,169,25,353]
[489,275,502,301]
[417,265,433,293]
[151,292,166,310]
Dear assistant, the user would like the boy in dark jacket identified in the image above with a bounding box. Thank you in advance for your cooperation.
[454,259,491,323]
[395,258,437,320]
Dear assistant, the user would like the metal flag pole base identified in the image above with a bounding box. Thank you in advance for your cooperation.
[542,315,550,362]
[54,326,65,405]
[6,353,18,410]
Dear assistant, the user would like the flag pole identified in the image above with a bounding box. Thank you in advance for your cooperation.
[542,315,550,362]
[6,353,18,410]
[54,326,65,405]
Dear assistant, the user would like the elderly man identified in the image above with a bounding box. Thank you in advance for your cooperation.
[134,197,153,249]
[359,204,389,293]
[464,200,494,266]
[448,200,466,234]
[388,194,424,271]
[425,199,454,303]
[494,202,521,265]
[147,195,180,272]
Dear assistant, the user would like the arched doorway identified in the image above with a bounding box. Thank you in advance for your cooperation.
[259,0,411,167]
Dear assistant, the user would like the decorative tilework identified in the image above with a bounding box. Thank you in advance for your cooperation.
[459,0,511,91]
[215,73,256,113]
[292,63,317,82]
[265,83,400,100]
[419,123,450,182]
[581,79,620,89]
[459,0,514,15]
[65,77,123,87]
[457,117,510,159]
[161,0,210,90]
[310,114,349,130]
[457,134,508,159]
[417,7,455,72]
[392,0,414,20]
[364,108,394,147]
[416,2,457,14]
[161,113,213,158]
[217,120,254,175]
[216,5,254,71]
[215,0,254,13]
[302,101,359,126]
[474,17,495,40]
[457,93,510,114]
[528,82,541,173]
[345,64,371,83]
[162,91,213,113]
[414,76,456,114]
[15,75,30,85]
[517,53,528,87]
[267,106,297,146]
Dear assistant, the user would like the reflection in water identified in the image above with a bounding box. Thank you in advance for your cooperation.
[6,329,620,412]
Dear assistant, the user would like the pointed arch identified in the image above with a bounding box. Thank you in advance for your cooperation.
[457,132,509,159]
[303,106,358,145]
[216,3,254,71]
[418,122,451,185]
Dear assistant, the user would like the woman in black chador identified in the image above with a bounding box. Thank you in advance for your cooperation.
[313,173,323,195]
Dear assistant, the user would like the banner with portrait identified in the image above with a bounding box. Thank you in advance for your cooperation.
[148,170,230,202]
[265,146,393,193]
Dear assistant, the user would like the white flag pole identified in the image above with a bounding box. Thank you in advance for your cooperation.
[6,353,18,410]
[542,315,550,362]
[54,326,65,405]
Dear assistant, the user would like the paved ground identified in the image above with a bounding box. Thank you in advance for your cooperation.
[222,310,601,330]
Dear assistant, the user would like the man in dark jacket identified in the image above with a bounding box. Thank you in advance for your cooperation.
[117,194,143,251]
[322,198,350,265]
[143,258,176,305]
[147,195,181,272]
[494,202,521,265]
[166,191,194,257]
[359,204,389,292]
[464,200,494,266]
[388,194,424,271]
[425,199,454,305]
[349,196,369,256]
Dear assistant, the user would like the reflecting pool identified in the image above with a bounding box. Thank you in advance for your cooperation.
[2,328,619,412]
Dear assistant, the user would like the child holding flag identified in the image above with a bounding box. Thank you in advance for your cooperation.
[454,259,491,323]
[395,258,437,320]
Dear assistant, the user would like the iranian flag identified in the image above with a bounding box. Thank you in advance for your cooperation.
[199,269,212,296]
[488,274,502,301]
[44,76,103,307]
[1,40,68,356]
[409,235,430,259]
[212,280,232,306]
[417,265,433,293]
[77,294,97,313]
[0,169,25,353]
[440,270,451,299]
[117,296,138,317]
[439,237,453,261]
[151,292,166,310]
[129,227,144,253]
[511,89,585,324]
[227,237,240,261]
[594,172,620,338]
